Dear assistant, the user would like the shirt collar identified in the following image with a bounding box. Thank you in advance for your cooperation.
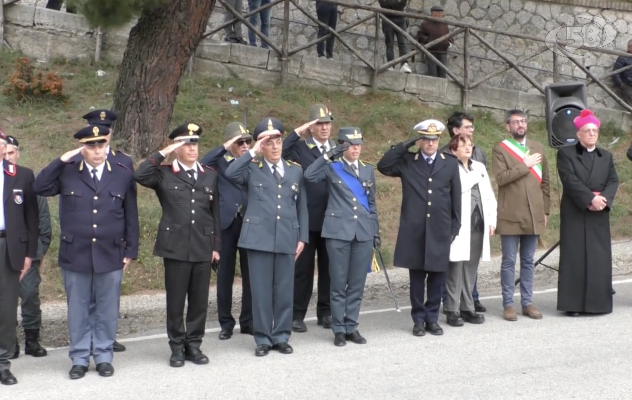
[85,161,106,173]
[342,157,358,169]
[312,138,329,150]
[421,152,437,161]
[178,161,197,172]
[265,159,283,170]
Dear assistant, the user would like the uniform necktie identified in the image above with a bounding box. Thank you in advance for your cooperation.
[351,163,359,177]
[187,169,196,182]
[91,168,99,188]
[426,157,433,165]
[320,145,326,154]
[272,164,281,183]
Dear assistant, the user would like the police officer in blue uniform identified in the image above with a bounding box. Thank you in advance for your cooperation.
[304,127,380,347]
[82,109,131,352]
[201,122,253,340]
[225,118,309,357]
[134,122,221,368]
[282,104,337,332]
[35,125,139,379]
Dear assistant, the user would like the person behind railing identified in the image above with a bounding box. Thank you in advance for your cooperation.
[316,1,338,59]
[417,6,451,79]
[247,0,272,49]
[223,0,248,44]
[612,39,632,105]
[45,0,76,14]
[444,134,496,328]
[378,0,412,73]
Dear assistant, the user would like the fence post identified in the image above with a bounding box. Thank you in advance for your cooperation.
[372,12,380,93]
[462,28,470,108]
[0,1,5,50]
[281,0,290,86]
[552,43,559,83]
[95,26,103,62]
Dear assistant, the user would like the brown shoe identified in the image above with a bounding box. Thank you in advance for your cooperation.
[503,306,518,321]
[522,305,543,319]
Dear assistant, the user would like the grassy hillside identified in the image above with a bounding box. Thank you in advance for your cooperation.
[1,51,631,301]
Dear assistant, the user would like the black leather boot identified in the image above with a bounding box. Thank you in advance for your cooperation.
[24,329,47,357]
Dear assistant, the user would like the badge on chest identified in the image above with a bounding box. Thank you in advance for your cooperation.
[204,186,213,201]
[13,189,23,204]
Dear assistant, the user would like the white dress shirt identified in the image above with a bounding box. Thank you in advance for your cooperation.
[265,159,284,177]
[342,157,359,175]
[86,161,106,181]
[312,138,330,153]
[421,152,437,163]
[179,161,198,180]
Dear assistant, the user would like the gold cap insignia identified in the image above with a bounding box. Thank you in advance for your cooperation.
[187,123,199,135]
[267,119,273,131]
[99,111,106,120]
[92,126,99,136]
[319,108,326,118]
[239,124,247,134]
[427,123,437,133]
[346,130,363,140]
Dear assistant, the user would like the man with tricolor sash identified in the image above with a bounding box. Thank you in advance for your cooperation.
[492,109,550,322]
[304,127,379,347]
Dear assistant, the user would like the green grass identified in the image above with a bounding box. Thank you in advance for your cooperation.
[2,50,632,301]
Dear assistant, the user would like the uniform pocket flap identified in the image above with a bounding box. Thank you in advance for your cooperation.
[327,209,343,217]
[167,183,185,190]
[244,216,261,224]
[114,237,126,245]
[251,181,269,188]
[204,226,214,236]
[62,189,82,196]
[158,221,179,231]
[291,221,300,229]
[60,233,74,243]
[109,190,126,200]
[20,233,28,243]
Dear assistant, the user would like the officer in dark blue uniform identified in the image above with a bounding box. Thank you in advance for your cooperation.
[34,125,139,379]
[201,122,253,340]
[82,109,132,353]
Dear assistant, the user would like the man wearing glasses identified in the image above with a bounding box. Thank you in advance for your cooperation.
[492,109,550,322]
[201,122,254,340]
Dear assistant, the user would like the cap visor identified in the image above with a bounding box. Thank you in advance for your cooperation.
[420,135,439,140]
[81,139,108,145]
[317,116,333,123]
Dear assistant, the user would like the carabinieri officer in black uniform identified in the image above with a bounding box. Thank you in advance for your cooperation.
[134,122,221,368]
[35,125,139,380]
[201,122,253,340]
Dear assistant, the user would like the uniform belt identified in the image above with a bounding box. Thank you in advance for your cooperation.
[0,230,6,238]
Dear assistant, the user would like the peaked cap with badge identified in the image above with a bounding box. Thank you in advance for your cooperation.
[253,118,284,141]
[169,122,203,143]
[74,125,110,145]
[309,104,333,123]
[6,135,19,148]
[224,122,252,141]
[83,109,117,128]
[338,127,364,145]
[414,119,445,140]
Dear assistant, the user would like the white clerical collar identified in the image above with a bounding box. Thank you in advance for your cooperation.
[586,146,596,152]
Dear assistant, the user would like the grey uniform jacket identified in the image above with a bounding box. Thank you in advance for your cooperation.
[225,153,309,254]
[304,156,379,242]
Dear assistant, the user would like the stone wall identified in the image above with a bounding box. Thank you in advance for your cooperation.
[3,2,632,127]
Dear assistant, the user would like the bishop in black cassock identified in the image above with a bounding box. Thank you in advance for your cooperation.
[556,110,619,315]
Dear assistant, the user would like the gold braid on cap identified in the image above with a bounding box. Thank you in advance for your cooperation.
[187,123,199,136]
[267,119,274,132]
[99,111,106,120]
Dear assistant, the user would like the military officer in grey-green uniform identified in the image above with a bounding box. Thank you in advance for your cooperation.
[225,117,309,357]
[304,127,379,347]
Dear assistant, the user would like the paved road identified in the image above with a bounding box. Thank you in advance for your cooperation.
[6,280,632,399]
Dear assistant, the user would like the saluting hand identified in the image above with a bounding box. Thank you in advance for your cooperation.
[60,147,83,163]
[160,141,185,155]
[20,257,32,282]
[223,135,242,150]
[295,241,305,260]
[252,132,273,154]
[294,119,319,137]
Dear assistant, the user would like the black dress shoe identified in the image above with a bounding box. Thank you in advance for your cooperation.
[240,325,253,335]
[25,341,47,357]
[0,370,17,385]
[334,333,346,347]
[460,311,485,324]
[219,330,233,340]
[9,344,19,359]
[69,365,88,380]
[255,345,270,357]
[112,341,126,352]
[185,348,209,365]
[474,300,487,313]
[425,322,444,336]
[292,320,307,333]
[446,311,464,327]
[345,331,367,344]
[566,311,580,317]
[317,316,332,329]
[412,323,426,337]
[96,362,114,377]
[272,342,293,354]
[169,348,185,368]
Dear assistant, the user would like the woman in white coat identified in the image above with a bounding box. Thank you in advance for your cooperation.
[444,134,497,327]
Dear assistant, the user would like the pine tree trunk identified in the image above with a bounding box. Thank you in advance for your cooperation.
[112,0,215,157]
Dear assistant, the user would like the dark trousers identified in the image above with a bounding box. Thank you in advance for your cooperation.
[427,52,448,78]
[164,259,212,350]
[326,238,372,334]
[19,260,43,330]
[217,217,252,331]
[293,231,330,321]
[382,16,409,65]
[409,269,445,324]
[0,238,19,372]
[316,4,338,58]
[248,250,294,347]
[46,0,76,13]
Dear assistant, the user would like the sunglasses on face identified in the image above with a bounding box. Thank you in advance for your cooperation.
[236,139,252,146]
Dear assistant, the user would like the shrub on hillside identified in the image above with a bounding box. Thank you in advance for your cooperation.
[2,57,65,102]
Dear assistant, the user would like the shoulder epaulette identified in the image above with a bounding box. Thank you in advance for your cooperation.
[117,150,132,158]
[286,160,302,168]
[202,164,215,171]
[224,154,235,162]
[359,160,373,167]
[116,162,131,172]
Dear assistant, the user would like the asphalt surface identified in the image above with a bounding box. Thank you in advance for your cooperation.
[6,279,632,400]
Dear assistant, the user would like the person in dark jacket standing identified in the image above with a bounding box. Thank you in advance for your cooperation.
[134,123,221,368]
[379,0,412,73]
[35,125,139,380]
[377,120,461,337]
[417,6,452,78]
[0,131,39,386]
[282,105,337,333]
[226,118,309,357]
[316,1,338,59]
[201,122,253,340]
[612,39,632,105]
[4,136,51,359]
[304,127,380,347]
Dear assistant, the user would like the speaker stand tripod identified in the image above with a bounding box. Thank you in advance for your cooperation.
[514,240,559,286]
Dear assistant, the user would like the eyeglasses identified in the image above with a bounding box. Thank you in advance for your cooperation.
[462,125,474,131]
[509,119,527,126]
[236,139,252,146]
